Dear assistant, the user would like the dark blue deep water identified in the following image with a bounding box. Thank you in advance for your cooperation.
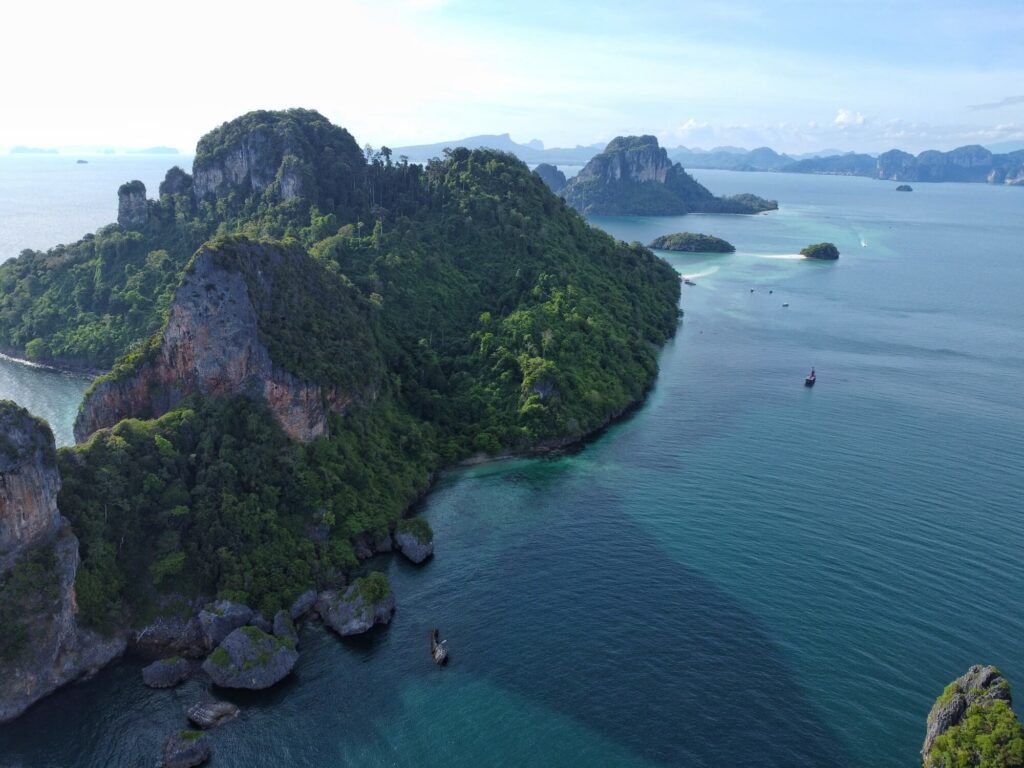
[0,167,1022,767]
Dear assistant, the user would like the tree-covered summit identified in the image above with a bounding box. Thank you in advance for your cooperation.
[3,110,682,629]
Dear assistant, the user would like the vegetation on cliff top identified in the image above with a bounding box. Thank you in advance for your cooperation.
[648,233,735,253]
[36,110,681,627]
[926,699,1024,767]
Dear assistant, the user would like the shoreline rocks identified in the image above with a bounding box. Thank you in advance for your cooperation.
[395,519,434,564]
[161,730,211,768]
[198,600,253,649]
[201,626,298,690]
[317,574,395,637]
[142,657,191,689]
[186,700,239,730]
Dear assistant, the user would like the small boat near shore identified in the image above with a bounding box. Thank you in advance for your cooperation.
[805,368,816,387]
[431,628,449,666]
[683,278,696,286]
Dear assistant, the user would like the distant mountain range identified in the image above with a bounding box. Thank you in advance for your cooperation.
[392,133,602,165]
[393,134,1024,185]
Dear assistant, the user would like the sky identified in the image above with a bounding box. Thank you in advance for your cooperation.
[2,0,1023,154]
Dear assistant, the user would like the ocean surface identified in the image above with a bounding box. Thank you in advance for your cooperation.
[1,163,1023,767]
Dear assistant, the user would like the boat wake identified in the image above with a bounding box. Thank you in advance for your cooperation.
[680,266,720,280]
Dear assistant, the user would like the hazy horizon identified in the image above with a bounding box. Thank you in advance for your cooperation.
[2,0,1023,155]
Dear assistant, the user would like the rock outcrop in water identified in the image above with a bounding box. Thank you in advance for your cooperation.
[201,625,298,690]
[0,402,125,723]
[316,573,395,636]
[922,665,1024,766]
[142,656,192,688]
[74,238,380,444]
[560,135,777,215]
[117,180,149,229]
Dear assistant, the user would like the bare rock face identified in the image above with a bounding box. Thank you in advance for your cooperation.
[0,402,61,573]
[186,700,239,729]
[922,664,1013,762]
[117,180,148,229]
[395,531,433,564]
[0,402,126,723]
[197,600,254,650]
[74,239,371,444]
[190,108,365,212]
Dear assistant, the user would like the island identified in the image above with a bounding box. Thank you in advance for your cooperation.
[896,184,913,192]
[0,108,682,728]
[560,135,778,216]
[648,232,735,253]
[800,242,840,260]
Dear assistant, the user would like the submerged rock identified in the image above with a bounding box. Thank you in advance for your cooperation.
[201,626,298,690]
[186,700,239,730]
[197,600,253,649]
[316,574,395,637]
[142,657,191,689]
[161,730,211,768]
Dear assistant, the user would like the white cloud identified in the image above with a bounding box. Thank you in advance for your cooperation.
[834,108,867,127]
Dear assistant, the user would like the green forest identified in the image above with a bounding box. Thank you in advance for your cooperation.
[0,110,681,629]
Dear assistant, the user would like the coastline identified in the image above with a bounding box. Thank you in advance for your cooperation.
[0,349,100,378]
[2,314,679,722]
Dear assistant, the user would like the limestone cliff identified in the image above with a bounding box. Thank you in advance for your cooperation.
[0,402,125,722]
[191,108,366,213]
[117,180,148,229]
[74,237,381,444]
[534,162,567,193]
[0,403,60,573]
[561,135,777,215]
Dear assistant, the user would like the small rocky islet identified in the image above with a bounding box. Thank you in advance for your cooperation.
[648,232,735,253]
[800,242,840,260]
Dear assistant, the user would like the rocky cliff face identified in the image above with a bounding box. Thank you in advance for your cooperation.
[190,108,366,213]
[74,239,375,444]
[0,402,125,722]
[534,163,567,193]
[0,403,60,573]
[561,135,776,215]
[117,180,148,229]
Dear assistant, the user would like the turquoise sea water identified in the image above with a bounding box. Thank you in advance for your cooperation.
[0,166,1022,766]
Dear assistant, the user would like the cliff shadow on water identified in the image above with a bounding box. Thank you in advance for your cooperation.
[425,476,856,767]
